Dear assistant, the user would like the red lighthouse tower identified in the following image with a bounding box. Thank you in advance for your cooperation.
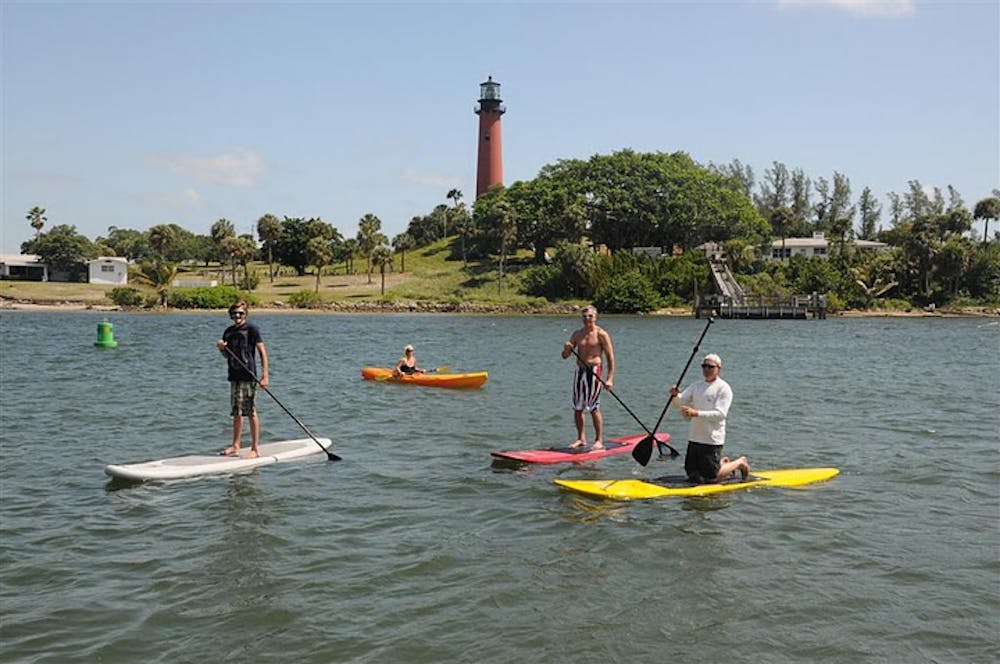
[474,76,506,198]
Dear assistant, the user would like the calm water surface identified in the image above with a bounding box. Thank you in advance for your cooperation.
[1,311,998,663]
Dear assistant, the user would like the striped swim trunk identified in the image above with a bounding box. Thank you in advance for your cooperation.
[229,381,258,417]
[571,364,602,413]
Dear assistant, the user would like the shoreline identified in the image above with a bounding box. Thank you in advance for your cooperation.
[2,297,997,317]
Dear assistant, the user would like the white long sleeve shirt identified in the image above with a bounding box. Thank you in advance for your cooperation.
[673,377,733,446]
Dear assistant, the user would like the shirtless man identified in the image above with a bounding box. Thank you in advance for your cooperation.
[561,305,616,450]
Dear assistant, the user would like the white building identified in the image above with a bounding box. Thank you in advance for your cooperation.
[767,232,888,261]
[0,254,48,281]
[87,257,129,285]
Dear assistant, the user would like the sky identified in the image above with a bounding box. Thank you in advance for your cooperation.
[2,0,998,254]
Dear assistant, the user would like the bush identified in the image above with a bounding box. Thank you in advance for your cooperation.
[287,289,324,308]
[107,287,144,307]
[594,271,662,313]
[167,286,259,309]
[239,271,261,291]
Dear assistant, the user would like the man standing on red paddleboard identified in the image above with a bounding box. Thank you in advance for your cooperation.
[562,305,616,450]
[217,300,269,459]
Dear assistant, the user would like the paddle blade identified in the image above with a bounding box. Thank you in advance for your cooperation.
[433,365,453,374]
[632,435,655,466]
[656,440,680,459]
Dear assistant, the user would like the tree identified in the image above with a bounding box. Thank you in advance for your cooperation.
[755,161,790,221]
[23,224,98,279]
[229,235,258,289]
[146,223,192,262]
[392,232,415,273]
[789,169,812,235]
[99,226,149,261]
[305,236,334,293]
[341,238,358,274]
[257,213,283,282]
[371,245,394,295]
[356,213,387,284]
[857,187,881,240]
[770,207,793,261]
[974,195,1000,244]
[211,218,237,283]
[473,190,517,294]
[26,206,47,239]
[136,259,178,307]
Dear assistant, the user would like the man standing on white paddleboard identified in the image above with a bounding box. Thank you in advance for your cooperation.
[217,300,269,459]
[562,305,616,450]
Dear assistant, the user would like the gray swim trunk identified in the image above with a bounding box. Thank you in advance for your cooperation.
[229,381,258,416]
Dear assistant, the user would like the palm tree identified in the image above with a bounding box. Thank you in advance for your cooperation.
[137,259,178,307]
[445,188,463,239]
[371,245,394,296]
[356,213,387,284]
[392,232,415,273]
[256,213,282,282]
[26,206,47,239]
[211,218,236,283]
[770,206,793,260]
[305,236,334,293]
[973,195,1000,244]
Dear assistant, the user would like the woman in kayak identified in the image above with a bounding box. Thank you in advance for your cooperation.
[394,344,426,377]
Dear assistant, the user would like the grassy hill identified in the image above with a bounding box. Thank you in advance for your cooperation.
[1,239,585,312]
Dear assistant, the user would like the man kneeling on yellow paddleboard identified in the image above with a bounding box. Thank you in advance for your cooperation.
[671,353,749,483]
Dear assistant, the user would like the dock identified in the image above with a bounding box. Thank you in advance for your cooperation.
[697,259,827,319]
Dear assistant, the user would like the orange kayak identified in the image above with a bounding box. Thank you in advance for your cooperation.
[361,367,488,389]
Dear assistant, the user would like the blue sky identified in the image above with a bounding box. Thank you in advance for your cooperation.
[2,0,998,254]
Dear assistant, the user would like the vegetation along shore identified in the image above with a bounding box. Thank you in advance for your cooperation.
[11,153,1000,315]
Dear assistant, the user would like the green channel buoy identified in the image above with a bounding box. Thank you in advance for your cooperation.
[95,320,118,348]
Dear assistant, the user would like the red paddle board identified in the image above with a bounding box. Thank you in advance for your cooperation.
[491,432,670,464]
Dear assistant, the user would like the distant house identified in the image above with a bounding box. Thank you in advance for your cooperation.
[766,232,888,261]
[88,257,129,285]
[0,254,48,281]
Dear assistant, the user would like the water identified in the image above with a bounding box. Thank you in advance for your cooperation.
[1,311,998,663]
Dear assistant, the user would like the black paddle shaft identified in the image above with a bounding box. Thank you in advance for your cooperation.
[566,346,678,456]
[223,346,341,461]
[632,317,714,466]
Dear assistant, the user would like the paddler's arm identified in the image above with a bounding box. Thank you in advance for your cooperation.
[601,329,615,389]
[561,334,577,360]
[257,341,269,388]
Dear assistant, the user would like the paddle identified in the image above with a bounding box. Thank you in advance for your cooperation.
[223,346,341,461]
[631,317,714,467]
[566,346,679,457]
[375,364,452,380]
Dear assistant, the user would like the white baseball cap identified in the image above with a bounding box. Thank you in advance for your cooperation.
[702,353,722,367]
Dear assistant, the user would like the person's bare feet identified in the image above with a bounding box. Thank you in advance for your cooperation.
[569,439,586,449]
[219,444,240,457]
[590,441,604,450]
[247,449,260,459]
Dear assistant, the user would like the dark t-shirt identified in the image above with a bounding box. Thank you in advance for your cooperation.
[222,322,263,382]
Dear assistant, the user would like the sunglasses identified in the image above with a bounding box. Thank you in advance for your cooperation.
[701,363,718,369]
[230,311,246,318]
[582,315,595,319]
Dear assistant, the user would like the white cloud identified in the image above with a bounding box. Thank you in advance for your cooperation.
[402,168,462,189]
[777,0,916,18]
[132,187,203,210]
[146,149,266,187]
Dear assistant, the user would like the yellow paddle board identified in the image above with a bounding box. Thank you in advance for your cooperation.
[554,467,840,500]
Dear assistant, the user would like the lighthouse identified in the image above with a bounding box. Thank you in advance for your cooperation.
[474,76,506,198]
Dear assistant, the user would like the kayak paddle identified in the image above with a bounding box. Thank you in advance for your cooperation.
[632,317,714,467]
[566,346,678,457]
[223,346,341,461]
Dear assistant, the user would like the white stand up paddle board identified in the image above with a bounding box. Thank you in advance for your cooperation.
[104,437,334,481]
